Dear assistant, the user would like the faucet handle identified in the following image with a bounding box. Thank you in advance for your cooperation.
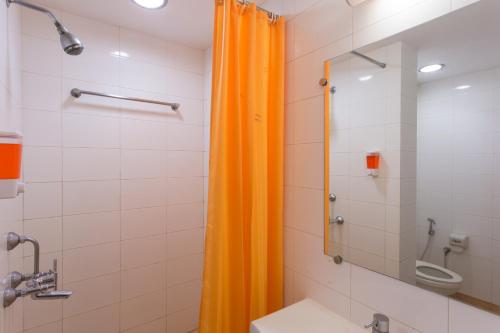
[5,271,31,288]
[365,313,389,333]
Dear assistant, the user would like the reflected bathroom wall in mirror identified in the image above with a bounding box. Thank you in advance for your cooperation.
[324,0,500,315]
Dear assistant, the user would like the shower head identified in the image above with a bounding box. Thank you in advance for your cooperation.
[56,23,84,56]
[6,0,84,56]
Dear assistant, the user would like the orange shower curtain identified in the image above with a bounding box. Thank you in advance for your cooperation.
[199,1,284,332]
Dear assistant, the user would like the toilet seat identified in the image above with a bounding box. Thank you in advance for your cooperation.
[416,260,463,295]
[416,260,462,285]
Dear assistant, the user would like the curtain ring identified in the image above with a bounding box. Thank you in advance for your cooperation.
[240,0,248,12]
[268,12,276,24]
[273,13,280,24]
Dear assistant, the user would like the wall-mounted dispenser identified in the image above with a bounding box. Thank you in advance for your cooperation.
[366,151,380,177]
[0,131,24,199]
[449,233,468,253]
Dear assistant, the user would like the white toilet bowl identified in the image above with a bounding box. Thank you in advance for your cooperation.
[416,260,462,296]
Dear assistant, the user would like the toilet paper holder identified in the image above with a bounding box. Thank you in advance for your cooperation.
[449,233,468,253]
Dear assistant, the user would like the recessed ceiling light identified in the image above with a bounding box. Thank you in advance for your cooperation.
[358,75,373,82]
[419,64,445,73]
[132,0,167,9]
[455,85,471,90]
[111,51,130,58]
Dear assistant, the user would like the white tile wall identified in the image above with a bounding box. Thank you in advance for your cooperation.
[203,47,212,228]
[15,6,206,333]
[257,0,500,331]
[1,9,24,333]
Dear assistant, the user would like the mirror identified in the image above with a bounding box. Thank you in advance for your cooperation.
[324,1,500,314]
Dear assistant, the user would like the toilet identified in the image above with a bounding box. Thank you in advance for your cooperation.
[415,260,463,296]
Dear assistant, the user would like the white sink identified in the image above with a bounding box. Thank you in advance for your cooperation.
[251,299,366,333]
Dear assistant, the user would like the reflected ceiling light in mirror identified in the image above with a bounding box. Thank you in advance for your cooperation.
[419,64,445,73]
[111,51,130,58]
[358,75,373,82]
[455,85,471,90]
[132,0,167,9]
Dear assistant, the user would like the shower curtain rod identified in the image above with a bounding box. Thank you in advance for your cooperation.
[236,0,280,18]
[70,88,180,111]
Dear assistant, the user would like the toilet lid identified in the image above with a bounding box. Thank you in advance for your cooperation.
[416,260,463,284]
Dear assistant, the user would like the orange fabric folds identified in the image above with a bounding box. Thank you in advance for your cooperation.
[199,1,285,332]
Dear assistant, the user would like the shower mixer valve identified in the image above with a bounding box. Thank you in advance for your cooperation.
[2,232,72,308]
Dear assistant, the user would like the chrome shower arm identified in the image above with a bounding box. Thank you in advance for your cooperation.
[7,0,60,25]
[6,0,84,55]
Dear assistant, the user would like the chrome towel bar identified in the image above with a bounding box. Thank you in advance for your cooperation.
[70,88,180,111]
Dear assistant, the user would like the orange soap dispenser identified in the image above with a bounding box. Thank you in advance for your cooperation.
[0,131,24,199]
[366,151,380,177]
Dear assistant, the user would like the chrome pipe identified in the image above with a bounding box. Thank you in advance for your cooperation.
[351,50,387,69]
[7,0,58,23]
[6,0,84,55]
[6,232,40,274]
[71,88,180,111]
[23,236,40,274]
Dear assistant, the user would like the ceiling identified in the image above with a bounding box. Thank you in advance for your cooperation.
[359,1,500,84]
[29,0,216,49]
[406,0,500,84]
[28,0,276,50]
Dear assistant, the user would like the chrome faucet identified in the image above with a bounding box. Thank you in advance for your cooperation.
[365,313,389,333]
[3,233,72,307]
